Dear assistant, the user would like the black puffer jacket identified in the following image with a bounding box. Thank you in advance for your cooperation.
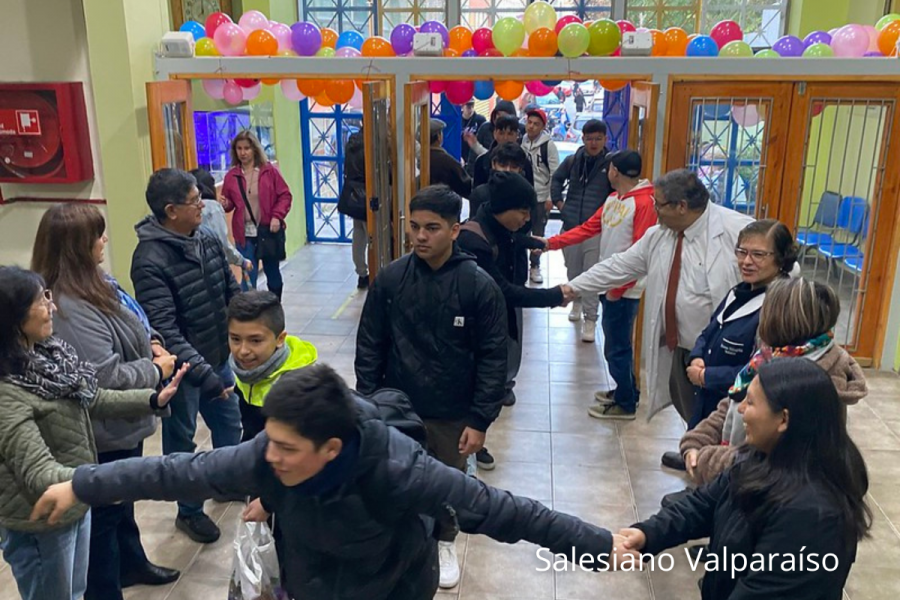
[355,248,507,432]
[130,216,240,397]
[550,146,613,230]
[72,399,615,600]
[338,129,367,221]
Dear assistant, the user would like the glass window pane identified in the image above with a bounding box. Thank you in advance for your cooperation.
[625,0,700,32]
[701,1,787,47]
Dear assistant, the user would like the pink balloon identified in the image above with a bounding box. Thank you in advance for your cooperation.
[525,80,553,96]
[214,23,247,56]
[243,82,262,101]
[445,81,474,105]
[223,81,244,104]
[831,24,869,58]
[335,46,361,58]
[238,10,269,34]
[348,87,363,110]
[731,105,761,128]
[202,79,226,99]
[429,80,446,94]
[864,25,880,52]
[267,21,293,52]
[710,20,743,48]
[280,79,306,101]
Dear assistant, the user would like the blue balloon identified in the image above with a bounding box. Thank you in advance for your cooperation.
[542,80,562,86]
[686,35,719,57]
[473,80,494,101]
[336,30,365,51]
[179,20,206,42]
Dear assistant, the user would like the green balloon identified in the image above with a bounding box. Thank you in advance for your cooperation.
[754,49,779,59]
[803,42,834,58]
[558,22,591,58]
[876,13,900,31]
[492,17,526,56]
[587,19,621,57]
[316,46,336,58]
[719,40,753,58]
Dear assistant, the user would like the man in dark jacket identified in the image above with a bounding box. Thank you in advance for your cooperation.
[355,185,508,589]
[32,365,623,600]
[130,168,243,544]
[550,119,613,334]
[458,172,566,412]
[460,101,486,167]
[465,99,521,175]
[337,128,369,288]
[472,115,535,189]
[428,120,472,199]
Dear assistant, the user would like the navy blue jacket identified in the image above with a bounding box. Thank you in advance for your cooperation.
[688,283,766,427]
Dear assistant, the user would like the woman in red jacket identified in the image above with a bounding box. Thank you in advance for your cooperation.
[220,130,293,299]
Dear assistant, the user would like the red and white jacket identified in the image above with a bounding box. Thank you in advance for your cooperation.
[548,180,657,300]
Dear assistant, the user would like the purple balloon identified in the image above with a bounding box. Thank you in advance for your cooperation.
[772,35,804,57]
[390,23,416,55]
[291,21,322,56]
[803,30,832,48]
[462,49,477,57]
[864,51,886,57]
[335,46,361,58]
[419,20,449,48]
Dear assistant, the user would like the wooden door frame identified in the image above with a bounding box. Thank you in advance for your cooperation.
[363,80,396,280]
[146,80,197,172]
[403,81,431,256]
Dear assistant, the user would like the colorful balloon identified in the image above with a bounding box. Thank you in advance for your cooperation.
[445,81,475,105]
[234,78,260,88]
[528,28,558,57]
[599,80,628,92]
[243,83,262,101]
[443,48,460,57]
[525,80,553,96]
[291,21,322,56]
[479,48,503,57]
[685,35,718,57]
[280,79,306,101]
[449,26,474,53]
[473,80,494,100]
[390,23,416,55]
[223,81,243,104]
[663,27,688,56]
[325,79,355,104]
[335,46,361,58]
[472,27,495,53]
[246,29,278,56]
[587,19,621,56]
[803,43,834,58]
[878,20,900,56]
[429,81,446,94]
[719,40,753,58]
[195,37,219,56]
[261,77,280,86]
[831,24,870,58]
[617,20,636,35]
[321,28,338,49]
[266,21,293,52]
[336,30,364,50]
[213,23,247,56]
[361,36,396,57]
[315,46,336,57]
[649,29,668,57]
[298,79,325,97]
[772,35,804,57]
[201,79,225,99]
[495,80,525,101]
[710,20,743,48]
[238,10,269,34]
[555,15,582,35]
[420,21,450,48]
[492,17,526,56]
[754,49,779,58]
[876,13,900,31]
[803,31,832,48]
[557,23,590,57]
[204,12,232,38]
[180,20,206,41]
[523,1,557,35]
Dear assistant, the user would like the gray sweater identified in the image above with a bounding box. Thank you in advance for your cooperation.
[202,199,245,266]
[53,293,161,453]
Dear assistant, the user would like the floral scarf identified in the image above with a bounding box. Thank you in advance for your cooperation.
[729,331,835,399]
[5,337,98,407]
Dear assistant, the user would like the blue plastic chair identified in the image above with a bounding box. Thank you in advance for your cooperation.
[817,198,868,261]
[796,191,842,251]
[843,255,864,274]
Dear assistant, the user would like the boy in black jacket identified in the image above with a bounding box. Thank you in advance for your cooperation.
[130,168,243,544]
[355,185,508,589]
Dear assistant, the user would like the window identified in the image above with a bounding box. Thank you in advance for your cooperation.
[380,0,446,33]
[301,0,376,36]
[625,0,701,32]
[462,0,529,30]
[701,1,787,49]
[545,0,613,19]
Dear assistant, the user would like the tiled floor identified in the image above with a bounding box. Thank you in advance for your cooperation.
[2,241,899,600]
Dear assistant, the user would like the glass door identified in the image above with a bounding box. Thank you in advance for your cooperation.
[404,81,431,256]
[146,80,197,171]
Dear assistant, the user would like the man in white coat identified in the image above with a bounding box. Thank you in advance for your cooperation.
[561,169,753,468]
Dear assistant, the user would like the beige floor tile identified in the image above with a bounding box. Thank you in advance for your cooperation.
[459,538,554,599]
[551,432,624,469]
[616,406,686,440]
[486,429,552,464]
[622,437,682,471]
[628,469,691,510]
[478,462,553,499]
[552,463,632,507]
[550,404,618,436]
[492,402,551,432]
[556,567,652,600]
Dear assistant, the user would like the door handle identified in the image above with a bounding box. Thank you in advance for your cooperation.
[369,196,380,211]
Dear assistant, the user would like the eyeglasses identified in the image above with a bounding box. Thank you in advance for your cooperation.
[39,289,54,307]
[181,195,203,207]
[735,247,775,262]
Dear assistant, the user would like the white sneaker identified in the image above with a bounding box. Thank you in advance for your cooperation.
[581,319,596,343]
[568,303,582,322]
[530,266,543,284]
[438,540,460,589]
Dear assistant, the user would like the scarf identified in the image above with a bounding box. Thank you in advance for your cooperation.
[106,275,152,336]
[729,331,835,398]
[5,337,98,407]
[229,343,290,386]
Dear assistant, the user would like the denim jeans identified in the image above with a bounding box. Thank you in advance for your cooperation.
[0,512,91,600]
[238,236,283,292]
[600,296,640,413]
[161,363,243,517]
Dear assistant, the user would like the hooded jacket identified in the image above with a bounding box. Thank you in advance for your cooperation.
[235,336,319,407]
[520,130,559,202]
[130,216,241,398]
[71,399,614,600]
[550,146,614,230]
[355,248,508,432]
[466,100,525,175]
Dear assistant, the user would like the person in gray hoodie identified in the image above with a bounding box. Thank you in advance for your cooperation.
[31,204,181,599]
[521,108,559,284]
[130,168,243,545]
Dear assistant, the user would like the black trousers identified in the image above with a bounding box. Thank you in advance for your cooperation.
[85,443,150,600]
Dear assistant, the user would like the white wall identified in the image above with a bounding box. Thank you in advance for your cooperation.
[0,0,105,268]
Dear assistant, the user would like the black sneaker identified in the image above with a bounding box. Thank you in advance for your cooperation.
[357,275,370,289]
[175,513,220,544]
[661,451,687,471]
[502,390,516,407]
[476,448,496,471]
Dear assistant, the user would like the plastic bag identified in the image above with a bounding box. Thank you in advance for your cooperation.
[227,520,288,600]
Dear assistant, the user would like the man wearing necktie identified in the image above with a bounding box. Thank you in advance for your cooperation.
[560,170,753,469]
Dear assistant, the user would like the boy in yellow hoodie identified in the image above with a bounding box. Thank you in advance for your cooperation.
[227,291,317,440]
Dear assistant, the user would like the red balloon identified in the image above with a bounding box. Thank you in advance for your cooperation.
[617,20,636,34]
[445,81,475,105]
[204,12,233,38]
[472,27,495,54]
[555,15,583,35]
[234,78,260,88]
[710,20,743,48]
[429,81,446,94]
[479,48,503,58]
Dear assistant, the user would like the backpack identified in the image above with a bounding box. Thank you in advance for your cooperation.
[538,141,550,171]
[459,220,500,262]
[354,388,427,447]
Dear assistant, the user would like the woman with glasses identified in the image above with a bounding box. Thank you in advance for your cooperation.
[31,204,181,599]
[0,266,186,600]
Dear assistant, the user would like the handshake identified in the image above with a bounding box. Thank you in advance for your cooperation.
[529,236,580,308]
[608,528,648,568]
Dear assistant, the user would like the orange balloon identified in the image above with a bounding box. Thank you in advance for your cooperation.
[361,36,395,57]
[878,20,900,56]
[649,29,668,57]
[261,77,280,85]
[443,47,460,58]
[511,47,530,58]
[297,79,325,97]
[449,26,473,53]
[663,27,688,56]
[246,29,278,56]
[356,79,373,92]
[495,80,525,101]
[325,79,355,105]
[321,27,338,49]
[528,27,558,58]
[314,92,335,108]
[599,79,629,92]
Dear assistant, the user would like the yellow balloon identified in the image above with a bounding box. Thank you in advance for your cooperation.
[195,37,219,57]
[523,1,558,35]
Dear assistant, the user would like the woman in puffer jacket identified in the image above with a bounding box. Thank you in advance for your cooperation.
[675,277,867,489]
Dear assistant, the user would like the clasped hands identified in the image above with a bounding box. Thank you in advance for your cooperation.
[529,236,580,308]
